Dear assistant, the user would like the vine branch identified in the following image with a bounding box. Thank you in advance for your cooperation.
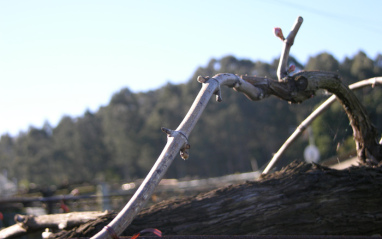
[90,16,382,238]
[263,77,382,174]
[242,71,382,166]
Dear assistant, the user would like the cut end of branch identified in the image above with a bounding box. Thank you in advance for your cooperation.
[161,127,172,136]
[197,75,210,83]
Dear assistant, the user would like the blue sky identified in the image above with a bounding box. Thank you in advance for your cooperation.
[1,0,382,136]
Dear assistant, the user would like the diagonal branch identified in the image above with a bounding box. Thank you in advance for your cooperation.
[91,73,263,239]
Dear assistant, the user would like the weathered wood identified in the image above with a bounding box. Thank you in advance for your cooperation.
[53,162,382,238]
[330,83,382,164]
[0,211,108,238]
[242,71,382,166]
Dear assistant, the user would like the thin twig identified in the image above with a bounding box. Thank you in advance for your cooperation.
[277,16,303,81]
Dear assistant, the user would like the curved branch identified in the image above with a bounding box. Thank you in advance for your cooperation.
[243,71,339,103]
[262,77,382,174]
[328,82,382,164]
[244,71,382,164]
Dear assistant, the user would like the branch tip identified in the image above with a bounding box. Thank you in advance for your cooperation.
[287,65,296,74]
[161,127,173,136]
[277,16,303,81]
[273,27,285,41]
[197,75,210,83]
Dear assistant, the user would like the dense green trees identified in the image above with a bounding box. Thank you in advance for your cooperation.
[1,52,381,187]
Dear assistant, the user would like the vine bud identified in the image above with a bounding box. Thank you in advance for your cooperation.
[287,64,296,74]
[273,27,285,41]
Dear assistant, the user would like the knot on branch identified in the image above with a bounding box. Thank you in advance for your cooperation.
[293,75,309,91]
[161,127,191,160]
[197,75,224,102]
[14,214,34,229]
[280,76,315,103]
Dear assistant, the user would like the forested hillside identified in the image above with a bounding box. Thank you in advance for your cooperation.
[1,51,382,186]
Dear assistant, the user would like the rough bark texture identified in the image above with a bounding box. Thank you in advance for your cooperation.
[330,83,382,164]
[243,71,382,165]
[54,162,382,238]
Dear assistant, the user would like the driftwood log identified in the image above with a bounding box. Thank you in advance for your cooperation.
[0,211,108,238]
[53,162,382,238]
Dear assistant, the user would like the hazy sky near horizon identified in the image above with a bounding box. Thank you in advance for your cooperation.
[1,0,382,136]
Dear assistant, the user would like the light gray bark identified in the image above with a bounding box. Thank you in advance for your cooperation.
[0,211,108,238]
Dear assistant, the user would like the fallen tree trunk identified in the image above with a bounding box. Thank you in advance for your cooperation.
[53,162,382,238]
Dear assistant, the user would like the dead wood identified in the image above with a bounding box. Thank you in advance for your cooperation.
[53,162,382,238]
[0,211,108,238]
